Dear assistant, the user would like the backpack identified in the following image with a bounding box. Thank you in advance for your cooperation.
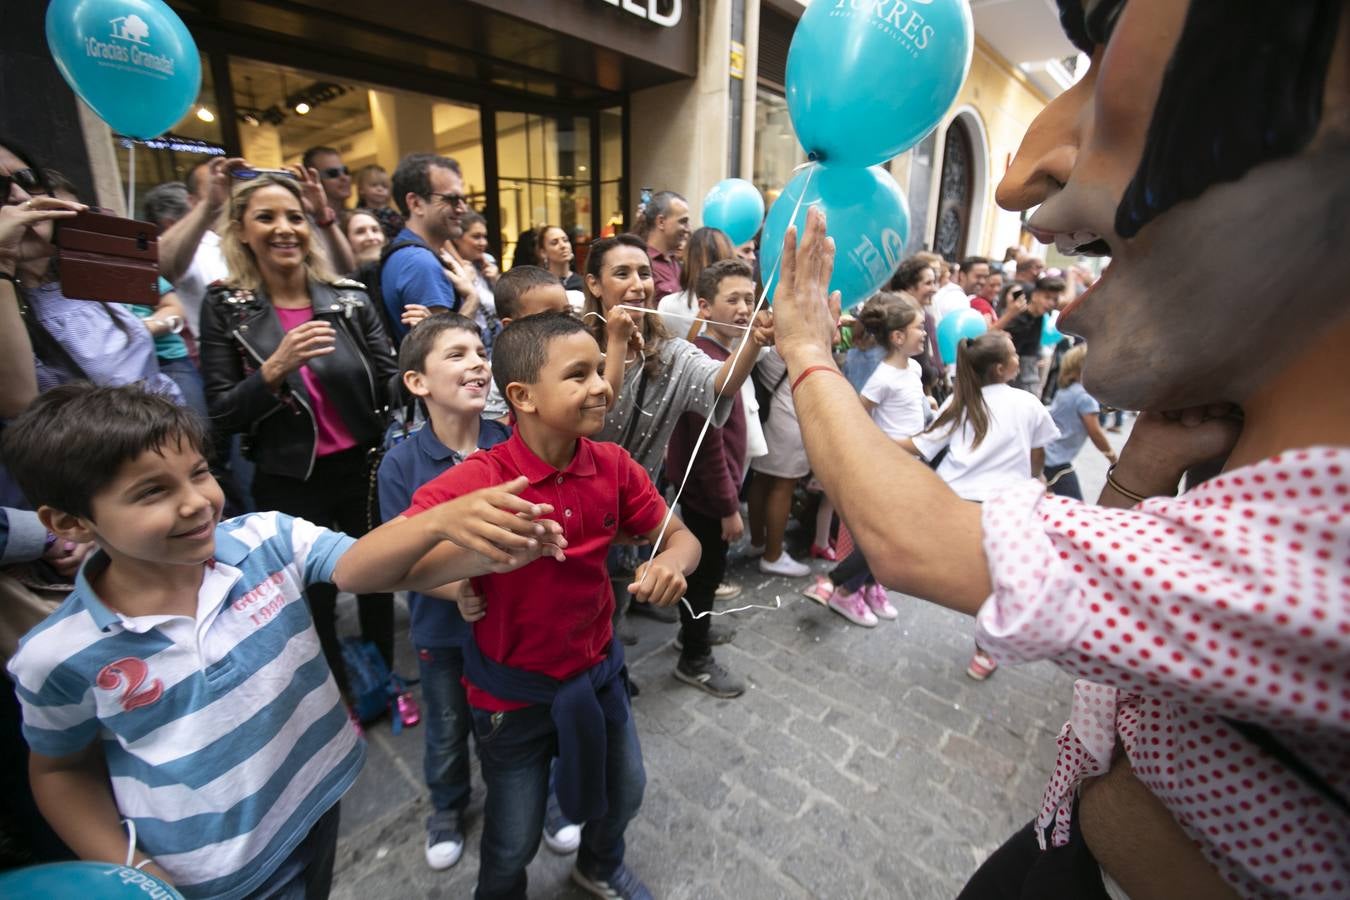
[750,365,788,426]
[353,239,425,347]
[340,637,414,734]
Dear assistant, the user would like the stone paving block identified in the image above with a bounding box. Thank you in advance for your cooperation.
[780,838,872,899]
[736,761,808,815]
[788,711,852,760]
[799,799,890,865]
[902,687,982,735]
[873,851,966,900]
[823,707,901,755]
[719,794,803,863]
[939,732,1021,784]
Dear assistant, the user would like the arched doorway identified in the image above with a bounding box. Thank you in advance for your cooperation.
[934,117,974,261]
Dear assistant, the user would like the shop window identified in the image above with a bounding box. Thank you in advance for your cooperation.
[752,89,804,207]
[112,51,224,216]
[495,112,593,270]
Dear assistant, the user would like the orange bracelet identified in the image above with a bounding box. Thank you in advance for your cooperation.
[790,364,845,394]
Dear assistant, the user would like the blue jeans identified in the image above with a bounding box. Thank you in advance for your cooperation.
[244,802,340,899]
[417,646,472,815]
[471,697,646,900]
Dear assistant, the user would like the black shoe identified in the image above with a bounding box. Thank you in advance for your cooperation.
[674,654,745,698]
[673,622,736,651]
[629,600,678,624]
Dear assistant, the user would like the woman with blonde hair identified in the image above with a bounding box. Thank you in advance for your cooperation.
[1041,343,1117,500]
[199,173,403,721]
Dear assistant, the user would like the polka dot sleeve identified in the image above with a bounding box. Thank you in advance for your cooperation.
[975,448,1350,896]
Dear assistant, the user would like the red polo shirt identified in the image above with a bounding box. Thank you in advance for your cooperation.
[403,430,666,711]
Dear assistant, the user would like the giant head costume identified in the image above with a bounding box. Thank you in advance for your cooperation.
[997,0,1350,411]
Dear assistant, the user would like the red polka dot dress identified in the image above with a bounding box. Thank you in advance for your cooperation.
[975,448,1349,896]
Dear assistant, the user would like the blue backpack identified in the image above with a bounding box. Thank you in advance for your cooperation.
[340,637,413,734]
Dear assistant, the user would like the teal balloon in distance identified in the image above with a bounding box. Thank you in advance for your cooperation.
[702,178,765,246]
[760,163,910,310]
[786,0,974,166]
[0,862,183,899]
[46,0,201,139]
[1041,311,1065,347]
[936,308,987,365]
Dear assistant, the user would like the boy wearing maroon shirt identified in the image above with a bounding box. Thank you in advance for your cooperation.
[401,312,700,900]
[665,259,757,698]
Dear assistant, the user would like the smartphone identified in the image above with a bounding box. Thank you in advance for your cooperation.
[56,210,159,305]
[640,186,653,207]
[232,166,297,180]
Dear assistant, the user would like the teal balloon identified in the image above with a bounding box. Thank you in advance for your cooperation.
[702,179,765,245]
[786,0,974,166]
[761,163,909,310]
[936,308,986,365]
[46,0,201,139]
[1041,311,1065,347]
[0,862,182,899]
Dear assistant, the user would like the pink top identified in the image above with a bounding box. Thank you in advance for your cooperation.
[977,447,1349,897]
[273,307,358,458]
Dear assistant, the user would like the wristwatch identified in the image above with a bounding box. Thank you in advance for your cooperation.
[163,314,185,334]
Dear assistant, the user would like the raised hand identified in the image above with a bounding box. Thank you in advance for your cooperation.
[260,320,335,387]
[0,197,85,271]
[431,476,568,568]
[628,558,687,608]
[770,207,838,365]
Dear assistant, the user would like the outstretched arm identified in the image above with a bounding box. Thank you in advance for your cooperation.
[769,208,989,615]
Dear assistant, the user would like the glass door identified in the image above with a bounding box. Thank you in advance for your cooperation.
[494,111,593,270]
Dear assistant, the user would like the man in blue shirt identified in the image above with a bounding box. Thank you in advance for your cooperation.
[383,154,469,340]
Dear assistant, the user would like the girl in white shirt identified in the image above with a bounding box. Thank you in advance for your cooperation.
[901,331,1059,679]
[804,294,930,626]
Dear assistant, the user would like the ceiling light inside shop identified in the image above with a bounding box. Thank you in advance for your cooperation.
[196,106,215,123]
[294,101,311,115]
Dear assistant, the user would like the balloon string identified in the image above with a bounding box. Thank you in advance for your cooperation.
[617,304,750,330]
[125,142,135,220]
[681,594,782,620]
[633,164,818,602]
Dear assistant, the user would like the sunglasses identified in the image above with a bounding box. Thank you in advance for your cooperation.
[1,167,45,201]
[426,191,468,209]
[320,165,350,179]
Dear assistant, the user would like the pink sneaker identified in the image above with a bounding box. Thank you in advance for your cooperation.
[827,586,877,627]
[863,583,898,620]
[966,648,998,681]
[397,692,421,729]
[347,707,365,738]
[801,575,833,606]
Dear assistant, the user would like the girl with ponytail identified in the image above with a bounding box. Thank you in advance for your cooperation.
[898,331,1060,679]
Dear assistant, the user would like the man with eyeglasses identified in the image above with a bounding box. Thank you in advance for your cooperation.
[303,145,352,213]
[382,153,469,341]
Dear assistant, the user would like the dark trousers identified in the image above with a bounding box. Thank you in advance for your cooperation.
[1044,463,1083,500]
[678,506,727,661]
[251,446,394,698]
[829,546,873,594]
[244,802,341,899]
[470,700,646,900]
[956,807,1110,900]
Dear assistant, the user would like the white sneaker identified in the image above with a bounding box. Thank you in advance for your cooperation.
[758,553,811,578]
[425,832,464,870]
[543,822,582,854]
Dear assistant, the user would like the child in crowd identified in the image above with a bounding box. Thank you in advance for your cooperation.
[899,332,1059,679]
[665,258,758,697]
[804,294,928,625]
[583,235,770,628]
[397,312,700,900]
[376,313,511,871]
[354,163,405,240]
[1042,344,1117,499]
[3,384,561,897]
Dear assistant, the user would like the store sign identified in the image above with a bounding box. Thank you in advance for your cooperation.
[598,0,681,28]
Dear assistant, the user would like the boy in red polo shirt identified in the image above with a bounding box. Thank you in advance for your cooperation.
[400,312,700,900]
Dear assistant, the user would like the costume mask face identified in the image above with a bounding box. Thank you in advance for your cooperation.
[996,0,1350,410]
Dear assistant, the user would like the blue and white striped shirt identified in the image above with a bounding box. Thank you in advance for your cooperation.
[7,512,364,899]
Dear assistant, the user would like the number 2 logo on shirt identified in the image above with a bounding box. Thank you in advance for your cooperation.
[96,657,164,712]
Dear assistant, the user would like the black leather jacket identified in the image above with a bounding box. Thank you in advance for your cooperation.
[199,278,399,481]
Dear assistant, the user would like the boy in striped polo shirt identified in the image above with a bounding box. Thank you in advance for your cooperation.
[3,384,565,898]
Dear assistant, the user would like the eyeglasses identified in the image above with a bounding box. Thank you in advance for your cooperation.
[426,191,468,209]
[1,167,44,202]
[319,165,350,180]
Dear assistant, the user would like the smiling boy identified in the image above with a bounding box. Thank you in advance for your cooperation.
[398,312,700,900]
[4,384,562,898]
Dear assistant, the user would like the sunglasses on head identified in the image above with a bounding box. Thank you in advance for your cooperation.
[1,167,45,201]
[320,165,350,180]
[231,167,300,181]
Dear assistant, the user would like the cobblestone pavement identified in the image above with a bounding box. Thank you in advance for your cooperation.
[329,422,1130,898]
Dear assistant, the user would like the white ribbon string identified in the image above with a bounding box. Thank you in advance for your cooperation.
[617,304,751,330]
[631,164,820,618]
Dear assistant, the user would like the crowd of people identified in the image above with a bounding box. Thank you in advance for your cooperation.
[2,1,1348,889]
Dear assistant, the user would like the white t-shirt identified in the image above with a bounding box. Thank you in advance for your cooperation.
[860,358,925,439]
[171,230,229,336]
[930,282,969,328]
[911,383,1060,502]
[656,290,702,339]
